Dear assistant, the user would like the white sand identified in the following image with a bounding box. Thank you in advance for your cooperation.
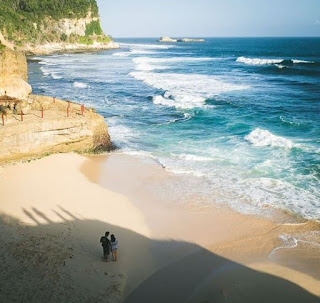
[0,153,319,302]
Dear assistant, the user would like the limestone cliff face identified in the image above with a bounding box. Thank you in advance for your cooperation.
[19,13,119,55]
[0,47,32,99]
[0,0,119,55]
[0,47,112,163]
[0,95,112,164]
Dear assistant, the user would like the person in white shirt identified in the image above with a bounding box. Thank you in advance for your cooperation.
[110,234,118,262]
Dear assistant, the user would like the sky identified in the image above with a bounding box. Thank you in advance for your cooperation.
[97,0,320,38]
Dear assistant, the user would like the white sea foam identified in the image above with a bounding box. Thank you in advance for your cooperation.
[131,72,249,109]
[157,113,192,125]
[176,153,213,162]
[269,231,320,257]
[49,72,62,80]
[73,82,89,88]
[40,65,63,80]
[269,234,298,256]
[108,123,139,146]
[292,59,314,64]
[245,128,294,149]
[153,95,177,107]
[237,57,283,65]
[276,65,286,69]
[237,56,315,66]
[133,58,170,71]
[133,57,223,71]
[113,52,131,57]
[166,167,206,177]
[135,57,221,64]
[279,116,301,126]
[236,177,320,219]
[38,61,58,66]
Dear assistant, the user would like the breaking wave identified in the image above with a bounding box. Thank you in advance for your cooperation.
[132,57,220,71]
[245,128,294,149]
[131,72,249,109]
[73,82,89,88]
[236,56,315,66]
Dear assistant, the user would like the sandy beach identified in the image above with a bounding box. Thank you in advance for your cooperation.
[0,153,319,302]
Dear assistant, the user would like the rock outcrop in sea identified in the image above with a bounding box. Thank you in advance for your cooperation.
[157,37,178,43]
[158,37,205,43]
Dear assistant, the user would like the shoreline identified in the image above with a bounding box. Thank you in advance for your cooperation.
[81,152,320,247]
[22,42,120,57]
[0,152,319,302]
[87,151,318,226]
[83,152,320,298]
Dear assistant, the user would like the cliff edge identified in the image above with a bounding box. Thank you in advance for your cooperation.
[0,45,112,164]
[0,45,32,98]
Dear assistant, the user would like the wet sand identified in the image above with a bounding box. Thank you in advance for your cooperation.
[82,153,320,301]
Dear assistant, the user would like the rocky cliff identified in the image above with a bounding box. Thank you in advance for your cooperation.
[0,95,112,164]
[0,46,32,98]
[0,0,118,54]
[0,46,112,164]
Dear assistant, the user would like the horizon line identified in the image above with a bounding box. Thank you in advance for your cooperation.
[112,36,320,39]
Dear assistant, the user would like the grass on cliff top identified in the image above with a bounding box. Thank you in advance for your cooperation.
[0,0,100,43]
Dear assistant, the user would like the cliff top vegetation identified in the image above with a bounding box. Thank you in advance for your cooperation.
[0,0,100,43]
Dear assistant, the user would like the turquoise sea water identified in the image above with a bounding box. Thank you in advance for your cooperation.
[28,38,320,220]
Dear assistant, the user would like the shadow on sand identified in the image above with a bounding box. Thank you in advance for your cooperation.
[0,207,319,303]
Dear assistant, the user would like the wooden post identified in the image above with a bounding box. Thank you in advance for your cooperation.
[20,110,23,121]
[81,104,84,116]
[53,97,56,103]
[41,106,44,118]
[1,113,4,126]
[67,106,69,118]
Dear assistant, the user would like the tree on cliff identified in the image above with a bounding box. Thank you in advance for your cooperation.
[0,0,102,44]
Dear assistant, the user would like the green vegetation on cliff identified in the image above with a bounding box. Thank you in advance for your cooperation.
[85,20,103,36]
[0,0,109,46]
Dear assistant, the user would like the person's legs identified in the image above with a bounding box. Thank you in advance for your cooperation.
[114,250,118,261]
[103,248,110,262]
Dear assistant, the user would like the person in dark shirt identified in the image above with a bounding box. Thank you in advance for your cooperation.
[100,231,111,262]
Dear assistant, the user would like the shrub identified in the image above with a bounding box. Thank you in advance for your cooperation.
[60,33,67,41]
[97,36,111,44]
[85,20,102,36]
[79,36,93,45]
[0,0,101,44]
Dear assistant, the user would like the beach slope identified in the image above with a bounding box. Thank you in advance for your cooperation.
[0,153,319,302]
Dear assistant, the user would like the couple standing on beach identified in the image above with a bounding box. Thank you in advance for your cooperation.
[100,231,118,262]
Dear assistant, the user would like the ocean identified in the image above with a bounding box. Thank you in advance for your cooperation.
[28,38,320,221]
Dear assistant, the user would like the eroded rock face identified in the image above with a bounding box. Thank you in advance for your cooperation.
[0,48,112,163]
[0,96,112,164]
[0,48,32,99]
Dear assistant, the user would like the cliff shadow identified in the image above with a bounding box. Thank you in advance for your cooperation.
[0,208,319,303]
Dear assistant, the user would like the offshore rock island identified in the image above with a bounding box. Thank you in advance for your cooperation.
[1,2,320,303]
[158,36,206,43]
